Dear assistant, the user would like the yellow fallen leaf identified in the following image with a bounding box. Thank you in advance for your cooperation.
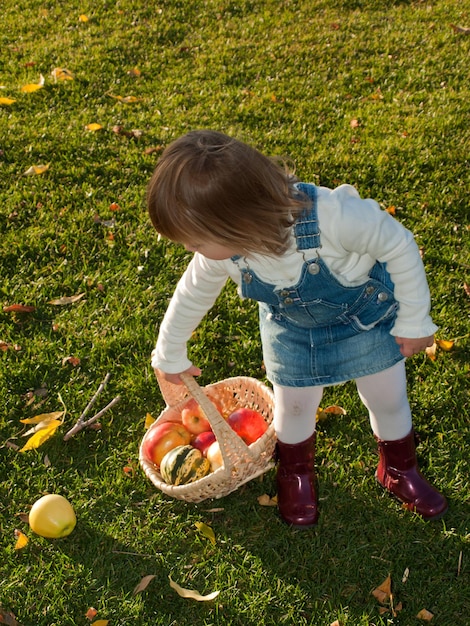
[21,74,45,93]
[257,493,278,507]
[436,338,454,351]
[22,416,64,437]
[85,123,103,132]
[79,14,89,22]
[23,164,50,176]
[0,97,16,105]
[20,411,65,425]
[19,420,62,452]
[14,529,29,549]
[194,521,216,545]
[91,621,108,626]
[133,574,156,596]
[51,67,74,81]
[145,412,155,429]
[109,94,142,104]
[416,608,434,621]
[169,576,220,601]
[48,293,85,305]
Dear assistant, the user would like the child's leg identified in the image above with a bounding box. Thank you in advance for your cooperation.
[355,362,447,520]
[355,361,412,440]
[273,384,323,444]
[272,384,323,527]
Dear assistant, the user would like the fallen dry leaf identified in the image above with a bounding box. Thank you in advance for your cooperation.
[61,356,81,367]
[23,164,50,176]
[20,75,45,93]
[51,68,74,81]
[194,521,216,545]
[3,304,36,313]
[20,411,64,425]
[144,412,155,429]
[463,282,470,297]
[20,420,62,451]
[425,342,437,361]
[0,341,22,352]
[79,14,89,22]
[91,621,108,626]
[450,23,470,34]
[257,493,278,507]
[85,607,98,620]
[436,338,454,351]
[169,576,220,601]
[416,608,434,621]
[48,293,85,305]
[109,94,142,104]
[0,97,16,106]
[14,529,29,550]
[133,574,156,596]
[372,574,392,604]
[85,123,103,132]
[316,404,346,422]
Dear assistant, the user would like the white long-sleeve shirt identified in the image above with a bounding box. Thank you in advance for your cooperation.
[152,184,438,373]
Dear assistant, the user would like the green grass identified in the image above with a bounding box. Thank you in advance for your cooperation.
[1,0,469,624]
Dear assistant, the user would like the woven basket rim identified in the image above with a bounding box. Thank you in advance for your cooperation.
[139,375,276,501]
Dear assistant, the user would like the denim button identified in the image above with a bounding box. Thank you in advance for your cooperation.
[280,290,290,297]
[308,263,320,275]
[284,297,293,305]
[378,292,388,301]
[366,285,375,295]
[243,273,252,284]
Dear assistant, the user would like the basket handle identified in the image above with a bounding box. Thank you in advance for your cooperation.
[179,373,258,470]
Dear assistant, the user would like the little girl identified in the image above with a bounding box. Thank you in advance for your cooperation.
[147,129,447,527]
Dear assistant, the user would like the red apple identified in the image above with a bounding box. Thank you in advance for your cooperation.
[206,440,223,471]
[227,407,268,445]
[142,421,191,468]
[191,430,216,456]
[181,394,223,435]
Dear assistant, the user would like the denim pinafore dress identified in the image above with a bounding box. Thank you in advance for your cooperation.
[231,183,404,388]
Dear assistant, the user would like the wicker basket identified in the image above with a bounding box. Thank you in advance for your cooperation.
[139,372,276,502]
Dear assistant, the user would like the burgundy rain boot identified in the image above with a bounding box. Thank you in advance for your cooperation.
[376,430,447,520]
[276,433,318,527]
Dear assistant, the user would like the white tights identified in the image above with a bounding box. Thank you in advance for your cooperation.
[273,361,412,444]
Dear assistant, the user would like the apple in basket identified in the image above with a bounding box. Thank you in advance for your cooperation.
[181,395,223,435]
[227,408,267,445]
[142,421,191,468]
[192,430,216,456]
[206,440,224,471]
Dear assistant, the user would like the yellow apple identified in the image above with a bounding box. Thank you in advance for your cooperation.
[29,494,76,538]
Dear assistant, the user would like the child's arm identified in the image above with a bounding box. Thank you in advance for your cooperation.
[151,254,229,377]
[324,184,438,344]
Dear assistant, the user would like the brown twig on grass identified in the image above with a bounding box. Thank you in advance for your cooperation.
[63,373,121,441]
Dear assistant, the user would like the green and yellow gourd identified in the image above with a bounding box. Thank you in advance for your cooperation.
[160,445,212,485]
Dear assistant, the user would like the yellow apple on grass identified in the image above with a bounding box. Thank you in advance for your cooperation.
[29,494,77,538]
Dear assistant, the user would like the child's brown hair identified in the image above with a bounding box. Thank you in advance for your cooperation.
[146,130,309,256]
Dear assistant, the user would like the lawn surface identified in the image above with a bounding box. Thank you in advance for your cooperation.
[1,1,469,625]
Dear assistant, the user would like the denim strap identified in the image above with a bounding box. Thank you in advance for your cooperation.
[293,183,321,251]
